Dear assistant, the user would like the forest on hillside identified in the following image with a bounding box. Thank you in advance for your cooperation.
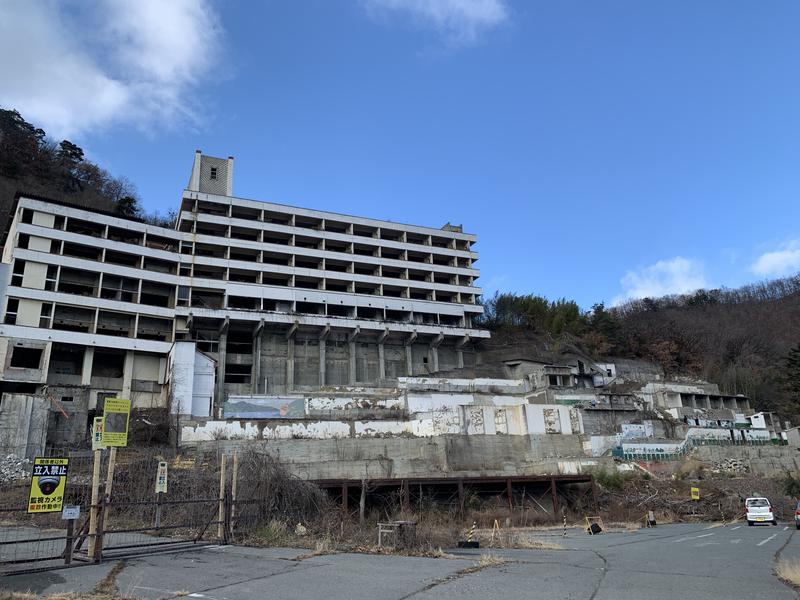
[478,278,800,421]
[0,108,172,237]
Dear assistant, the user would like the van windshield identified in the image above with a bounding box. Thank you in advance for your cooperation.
[747,499,769,507]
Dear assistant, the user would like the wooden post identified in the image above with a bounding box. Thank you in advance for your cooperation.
[64,519,75,565]
[591,475,599,512]
[359,479,367,525]
[550,476,559,521]
[217,454,226,539]
[96,446,117,559]
[231,451,239,534]
[87,450,102,560]
[341,483,348,513]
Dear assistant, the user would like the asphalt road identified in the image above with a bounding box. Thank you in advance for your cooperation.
[2,523,797,599]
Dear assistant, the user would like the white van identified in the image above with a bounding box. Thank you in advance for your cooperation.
[745,497,777,526]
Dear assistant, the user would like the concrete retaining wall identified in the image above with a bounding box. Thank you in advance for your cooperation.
[189,434,609,480]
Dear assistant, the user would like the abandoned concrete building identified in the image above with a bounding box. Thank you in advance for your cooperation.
[0,151,789,488]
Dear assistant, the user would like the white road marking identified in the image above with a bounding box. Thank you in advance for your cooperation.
[694,542,720,547]
[757,534,778,547]
[731,526,741,531]
[673,532,715,543]
[784,526,789,531]
[730,539,741,544]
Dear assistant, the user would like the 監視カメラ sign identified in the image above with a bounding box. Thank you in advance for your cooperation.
[28,457,69,514]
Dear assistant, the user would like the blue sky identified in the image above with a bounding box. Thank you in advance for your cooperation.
[2,0,800,308]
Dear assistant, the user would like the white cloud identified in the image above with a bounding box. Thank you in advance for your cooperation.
[0,0,222,140]
[613,257,709,305]
[750,240,800,278]
[362,0,509,44]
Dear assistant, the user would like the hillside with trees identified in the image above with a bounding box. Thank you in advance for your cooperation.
[0,108,171,239]
[479,277,800,421]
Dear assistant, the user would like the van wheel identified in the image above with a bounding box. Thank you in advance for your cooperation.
[796,524,800,530]
[773,520,778,526]
[747,520,753,526]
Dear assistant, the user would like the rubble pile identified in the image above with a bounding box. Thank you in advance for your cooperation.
[711,457,748,474]
[0,454,32,483]
[599,475,793,523]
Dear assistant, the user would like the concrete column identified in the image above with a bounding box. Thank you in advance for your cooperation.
[319,339,326,386]
[287,337,295,391]
[429,346,439,373]
[457,350,464,369]
[81,347,94,387]
[319,326,330,387]
[251,324,263,395]
[216,331,227,413]
[405,332,417,376]
[348,341,357,384]
[122,350,134,400]
[378,343,386,381]
[378,330,388,381]
[348,327,360,385]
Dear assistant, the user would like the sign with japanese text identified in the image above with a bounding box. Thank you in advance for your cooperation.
[27,457,69,514]
[155,461,168,494]
[102,398,131,447]
[61,506,80,520]
[691,487,700,501]
[92,416,106,451]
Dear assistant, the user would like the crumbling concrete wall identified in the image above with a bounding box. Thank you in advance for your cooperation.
[0,394,48,459]
[693,445,800,477]
[194,434,607,480]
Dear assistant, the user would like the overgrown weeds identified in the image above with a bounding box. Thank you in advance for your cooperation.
[776,559,800,587]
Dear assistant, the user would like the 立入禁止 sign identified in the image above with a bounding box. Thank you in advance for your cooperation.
[28,457,69,514]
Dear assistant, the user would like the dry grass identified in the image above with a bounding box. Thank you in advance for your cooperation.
[776,559,800,587]
[476,553,505,568]
[294,537,334,560]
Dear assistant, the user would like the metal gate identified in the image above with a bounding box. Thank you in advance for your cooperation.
[1,448,227,575]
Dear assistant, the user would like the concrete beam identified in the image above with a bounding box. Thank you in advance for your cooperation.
[286,320,299,340]
[218,316,230,336]
[455,334,470,349]
[215,330,227,416]
[405,331,417,376]
[347,326,361,343]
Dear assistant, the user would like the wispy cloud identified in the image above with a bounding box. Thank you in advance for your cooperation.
[362,0,509,45]
[613,257,709,305]
[751,240,800,278]
[0,0,223,140]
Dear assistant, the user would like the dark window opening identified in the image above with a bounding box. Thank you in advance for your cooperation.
[10,347,43,369]
[210,167,218,180]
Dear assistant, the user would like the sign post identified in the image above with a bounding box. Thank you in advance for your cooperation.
[154,461,168,531]
[61,506,80,565]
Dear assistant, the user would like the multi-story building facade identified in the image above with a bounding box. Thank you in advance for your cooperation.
[0,151,488,443]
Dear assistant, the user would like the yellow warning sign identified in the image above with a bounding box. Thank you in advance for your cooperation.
[102,398,131,447]
[691,487,700,501]
[28,457,69,514]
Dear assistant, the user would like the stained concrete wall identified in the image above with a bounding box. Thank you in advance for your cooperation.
[693,445,800,477]
[194,434,607,480]
[0,394,49,459]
